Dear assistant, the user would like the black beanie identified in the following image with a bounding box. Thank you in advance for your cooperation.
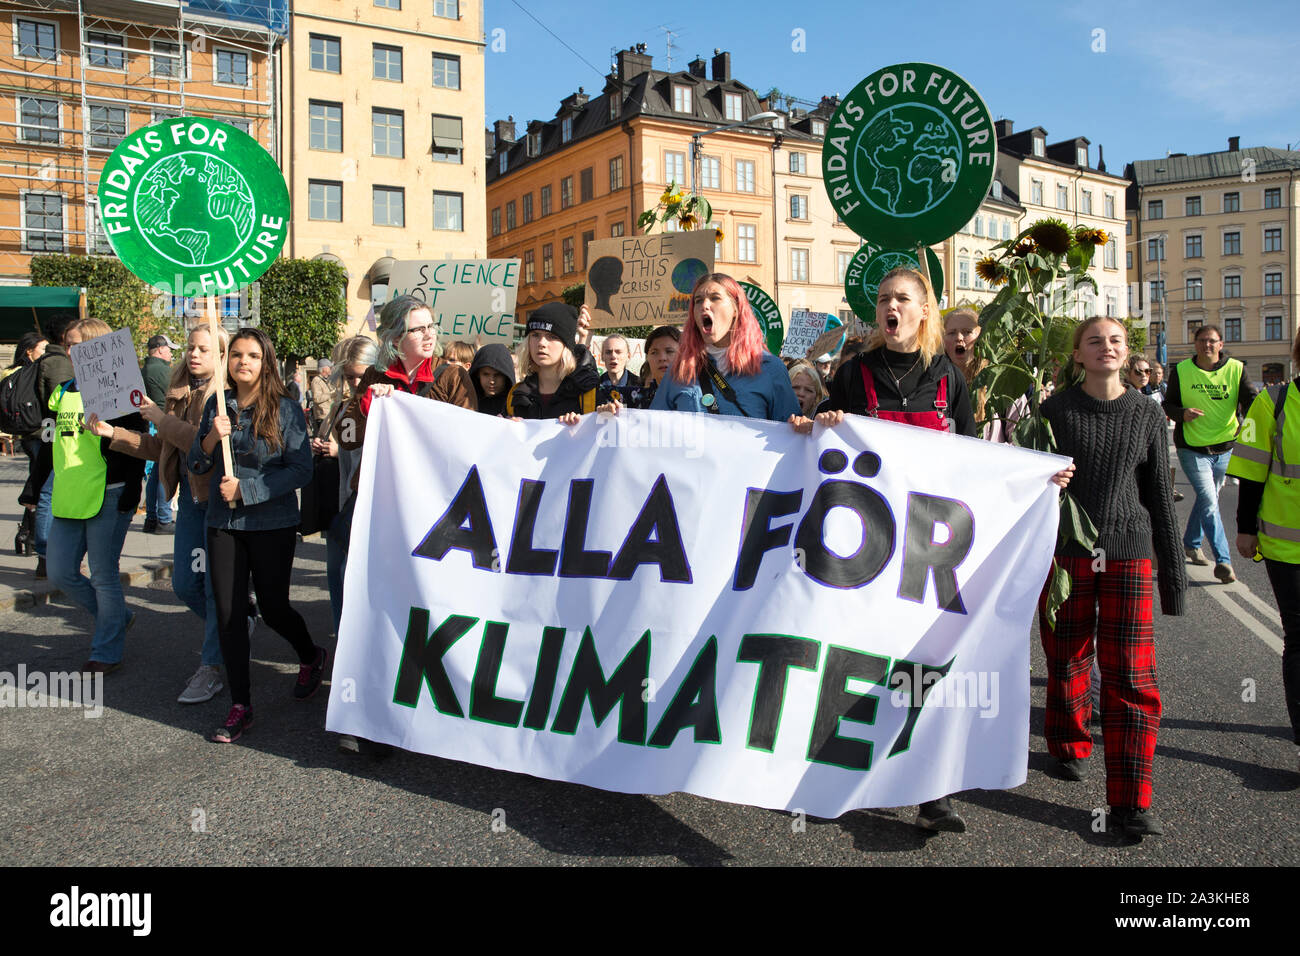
[526,302,578,351]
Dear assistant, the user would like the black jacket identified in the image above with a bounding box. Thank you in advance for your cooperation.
[468,343,517,417]
[507,362,600,419]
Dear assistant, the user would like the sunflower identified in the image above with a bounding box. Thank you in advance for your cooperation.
[659,188,676,204]
[714,228,725,243]
[679,213,697,230]
[1011,239,1037,258]
[1028,218,1073,255]
[975,256,1006,285]
[1074,226,1109,246]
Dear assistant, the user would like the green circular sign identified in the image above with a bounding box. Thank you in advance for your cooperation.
[844,245,945,321]
[98,117,289,294]
[822,63,995,248]
[739,281,784,355]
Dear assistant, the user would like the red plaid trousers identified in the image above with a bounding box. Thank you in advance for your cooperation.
[1038,554,1161,810]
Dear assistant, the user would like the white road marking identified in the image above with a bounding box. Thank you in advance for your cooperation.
[1184,564,1284,655]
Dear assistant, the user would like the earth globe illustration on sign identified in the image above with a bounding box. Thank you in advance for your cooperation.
[671,257,710,294]
[859,251,917,299]
[854,103,962,218]
[136,152,256,267]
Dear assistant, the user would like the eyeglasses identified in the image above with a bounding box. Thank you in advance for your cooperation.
[1134,368,1150,375]
[405,324,436,339]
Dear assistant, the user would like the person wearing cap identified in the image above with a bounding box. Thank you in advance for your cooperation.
[814,354,833,389]
[506,302,600,420]
[142,332,180,533]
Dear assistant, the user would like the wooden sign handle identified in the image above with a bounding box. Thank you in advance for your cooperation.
[207,301,236,509]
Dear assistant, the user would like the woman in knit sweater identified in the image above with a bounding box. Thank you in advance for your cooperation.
[1038,316,1186,838]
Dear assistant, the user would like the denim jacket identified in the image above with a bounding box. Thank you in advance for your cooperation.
[188,391,312,531]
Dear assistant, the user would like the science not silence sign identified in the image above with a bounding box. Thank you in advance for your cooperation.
[386,259,521,345]
[822,63,996,249]
[98,117,289,295]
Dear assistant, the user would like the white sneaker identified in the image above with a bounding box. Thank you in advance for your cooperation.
[178,665,224,704]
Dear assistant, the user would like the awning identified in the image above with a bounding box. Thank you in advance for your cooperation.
[356,256,395,301]
[0,286,85,342]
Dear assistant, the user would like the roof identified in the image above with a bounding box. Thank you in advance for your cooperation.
[0,286,83,343]
[1127,147,1300,187]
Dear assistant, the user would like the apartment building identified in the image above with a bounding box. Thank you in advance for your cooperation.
[945,181,1026,310]
[1125,139,1300,382]
[283,0,485,335]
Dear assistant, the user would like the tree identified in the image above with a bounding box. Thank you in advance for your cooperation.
[254,258,347,362]
[29,254,160,354]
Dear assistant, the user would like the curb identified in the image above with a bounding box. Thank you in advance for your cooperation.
[2,559,175,613]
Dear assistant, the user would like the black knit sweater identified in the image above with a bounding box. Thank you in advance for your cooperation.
[1041,385,1186,615]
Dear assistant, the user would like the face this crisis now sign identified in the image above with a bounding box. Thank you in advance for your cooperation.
[328,396,1065,817]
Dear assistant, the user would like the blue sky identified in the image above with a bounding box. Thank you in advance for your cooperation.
[484,0,1300,169]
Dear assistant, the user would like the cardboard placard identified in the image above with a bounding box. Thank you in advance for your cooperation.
[386,259,520,345]
[584,231,716,330]
[781,309,842,360]
[69,327,150,422]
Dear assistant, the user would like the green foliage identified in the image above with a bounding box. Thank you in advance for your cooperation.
[637,183,714,235]
[1123,318,1148,355]
[29,255,159,354]
[561,282,585,309]
[254,258,347,361]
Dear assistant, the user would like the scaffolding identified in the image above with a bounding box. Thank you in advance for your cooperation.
[0,0,286,277]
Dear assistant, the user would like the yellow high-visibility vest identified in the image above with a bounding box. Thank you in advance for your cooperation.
[1227,381,1300,562]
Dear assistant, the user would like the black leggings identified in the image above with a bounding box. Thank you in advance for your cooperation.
[1264,558,1300,744]
[208,525,316,706]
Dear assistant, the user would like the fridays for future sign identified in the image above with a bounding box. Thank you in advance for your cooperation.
[584,231,716,330]
[387,259,521,345]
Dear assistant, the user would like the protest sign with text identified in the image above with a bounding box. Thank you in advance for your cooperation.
[782,309,843,359]
[584,231,715,330]
[387,259,520,345]
[69,327,149,421]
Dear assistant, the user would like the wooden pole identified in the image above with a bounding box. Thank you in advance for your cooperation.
[207,298,236,508]
[915,244,932,290]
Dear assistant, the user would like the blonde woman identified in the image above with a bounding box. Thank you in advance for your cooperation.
[788,360,828,417]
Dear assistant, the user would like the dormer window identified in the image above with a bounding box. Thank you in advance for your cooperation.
[608,95,619,121]
[992,180,1003,200]
[811,119,826,136]
[561,116,572,143]
[528,131,540,156]
[1032,136,1044,157]
[1076,146,1087,166]
[673,84,692,113]
[498,153,507,175]
[724,92,742,121]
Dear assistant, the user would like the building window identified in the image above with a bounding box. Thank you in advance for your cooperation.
[151,40,183,78]
[560,176,573,209]
[373,186,404,226]
[504,200,515,231]
[724,92,742,121]
[1186,195,1201,216]
[665,151,686,187]
[608,95,620,121]
[1224,316,1241,342]
[542,243,553,279]
[790,195,808,220]
[1106,289,1118,317]
[372,108,403,157]
[735,159,755,193]
[1264,227,1283,252]
[790,248,809,282]
[561,116,573,143]
[811,119,825,137]
[1147,199,1162,220]
[837,251,851,283]
[737,224,755,262]
[562,237,575,274]
[1186,319,1202,340]
[1224,275,1241,298]
[433,191,462,231]
[1003,221,1012,240]
[1149,279,1165,303]
[310,35,340,72]
[1265,272,1283,296]
[1264,187,1281,209]
[1081,190,1092,214]
[540,185,552,216]
[308,180,342,221]
[1104,193,1115,218]
[309,101,341,151]
[490,207,500,236]
[1186,277,1202,301]
[521,193,533,224]
[432,53,459,89]
[974,216,984,237]
[700,156,720,189]
[1077,146,1087,167]
[523,249,535,284]
[958,259,970,288]
[374,0,399,7]
[19,97,58,144]
[1030,179,1042,205]
[498,153,507,175]
[1104,238,1117,269]
[433,0,458,17]
[582,230,595,269]
[1223,191,1240,213]
[86,31,125,69]
[610,221,624,237]
[1223,231,1241,255]
[88,105,126,149]
[1126,251,1132,270]
[17,19,57,60]
[579,167,593,202]
[609,155,624,191]
[1265,315,1283,340]
[673,84,692,113]
[527,131,541,156]
[373,43,402,80]
[431,114,462,163]
[1126,219,1132,235]
[1147,237,1164,261]
[23,193,63,252]
[1185,235,1202,258]
[216,49,248,86]
[1056,184,1069,210]
[1032,137,1044,157]
[789,152,806,174]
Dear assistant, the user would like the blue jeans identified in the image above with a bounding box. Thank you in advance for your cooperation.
[326,491,356,636]
[173,473,223,668]
[47,484,133,663]
[34,471,52,557]
[144,435,174,525]
[1177,448,1232,566]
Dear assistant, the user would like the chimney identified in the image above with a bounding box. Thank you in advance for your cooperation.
[1228,135,1240,152]
[493,116,515,150]
[617,45,652,80]
[1097,143,1106,173]
[711,49,731,82]
[688,57,706,78]
[994,118,1014,140]
[559,88,589,113]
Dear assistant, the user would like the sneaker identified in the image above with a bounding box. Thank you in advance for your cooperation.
[1213,563,1236,583]
[1055,757,1087,781]
[142,518,158,534]
[294,645,328,700]
[211,704,253,743]
[1184,547,1208,566]
[178,665,224,704]
[81,660,122,674]
[151,522,175,535]
[1110,806,1165,836]
[337,733,362,754]
[915,797,967,832]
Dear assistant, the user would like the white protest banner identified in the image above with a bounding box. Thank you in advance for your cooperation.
[584,230,715,330]
[69,327,149,421]
[782,309,842,359]
[328,395,1066,818]
[387,259,520,345]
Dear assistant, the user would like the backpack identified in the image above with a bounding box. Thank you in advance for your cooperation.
[0,361,46,435]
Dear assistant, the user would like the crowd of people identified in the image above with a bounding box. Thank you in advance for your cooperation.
[5,267,1298,838]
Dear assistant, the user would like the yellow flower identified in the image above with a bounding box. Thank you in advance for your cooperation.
[660,189,675,204]
[1011,239,1037,258]
[679,213,697,230]
[975,256,1006,285]
[1074,227,1109,247]
[1028,218,1073,255]
[714,228,725,243]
